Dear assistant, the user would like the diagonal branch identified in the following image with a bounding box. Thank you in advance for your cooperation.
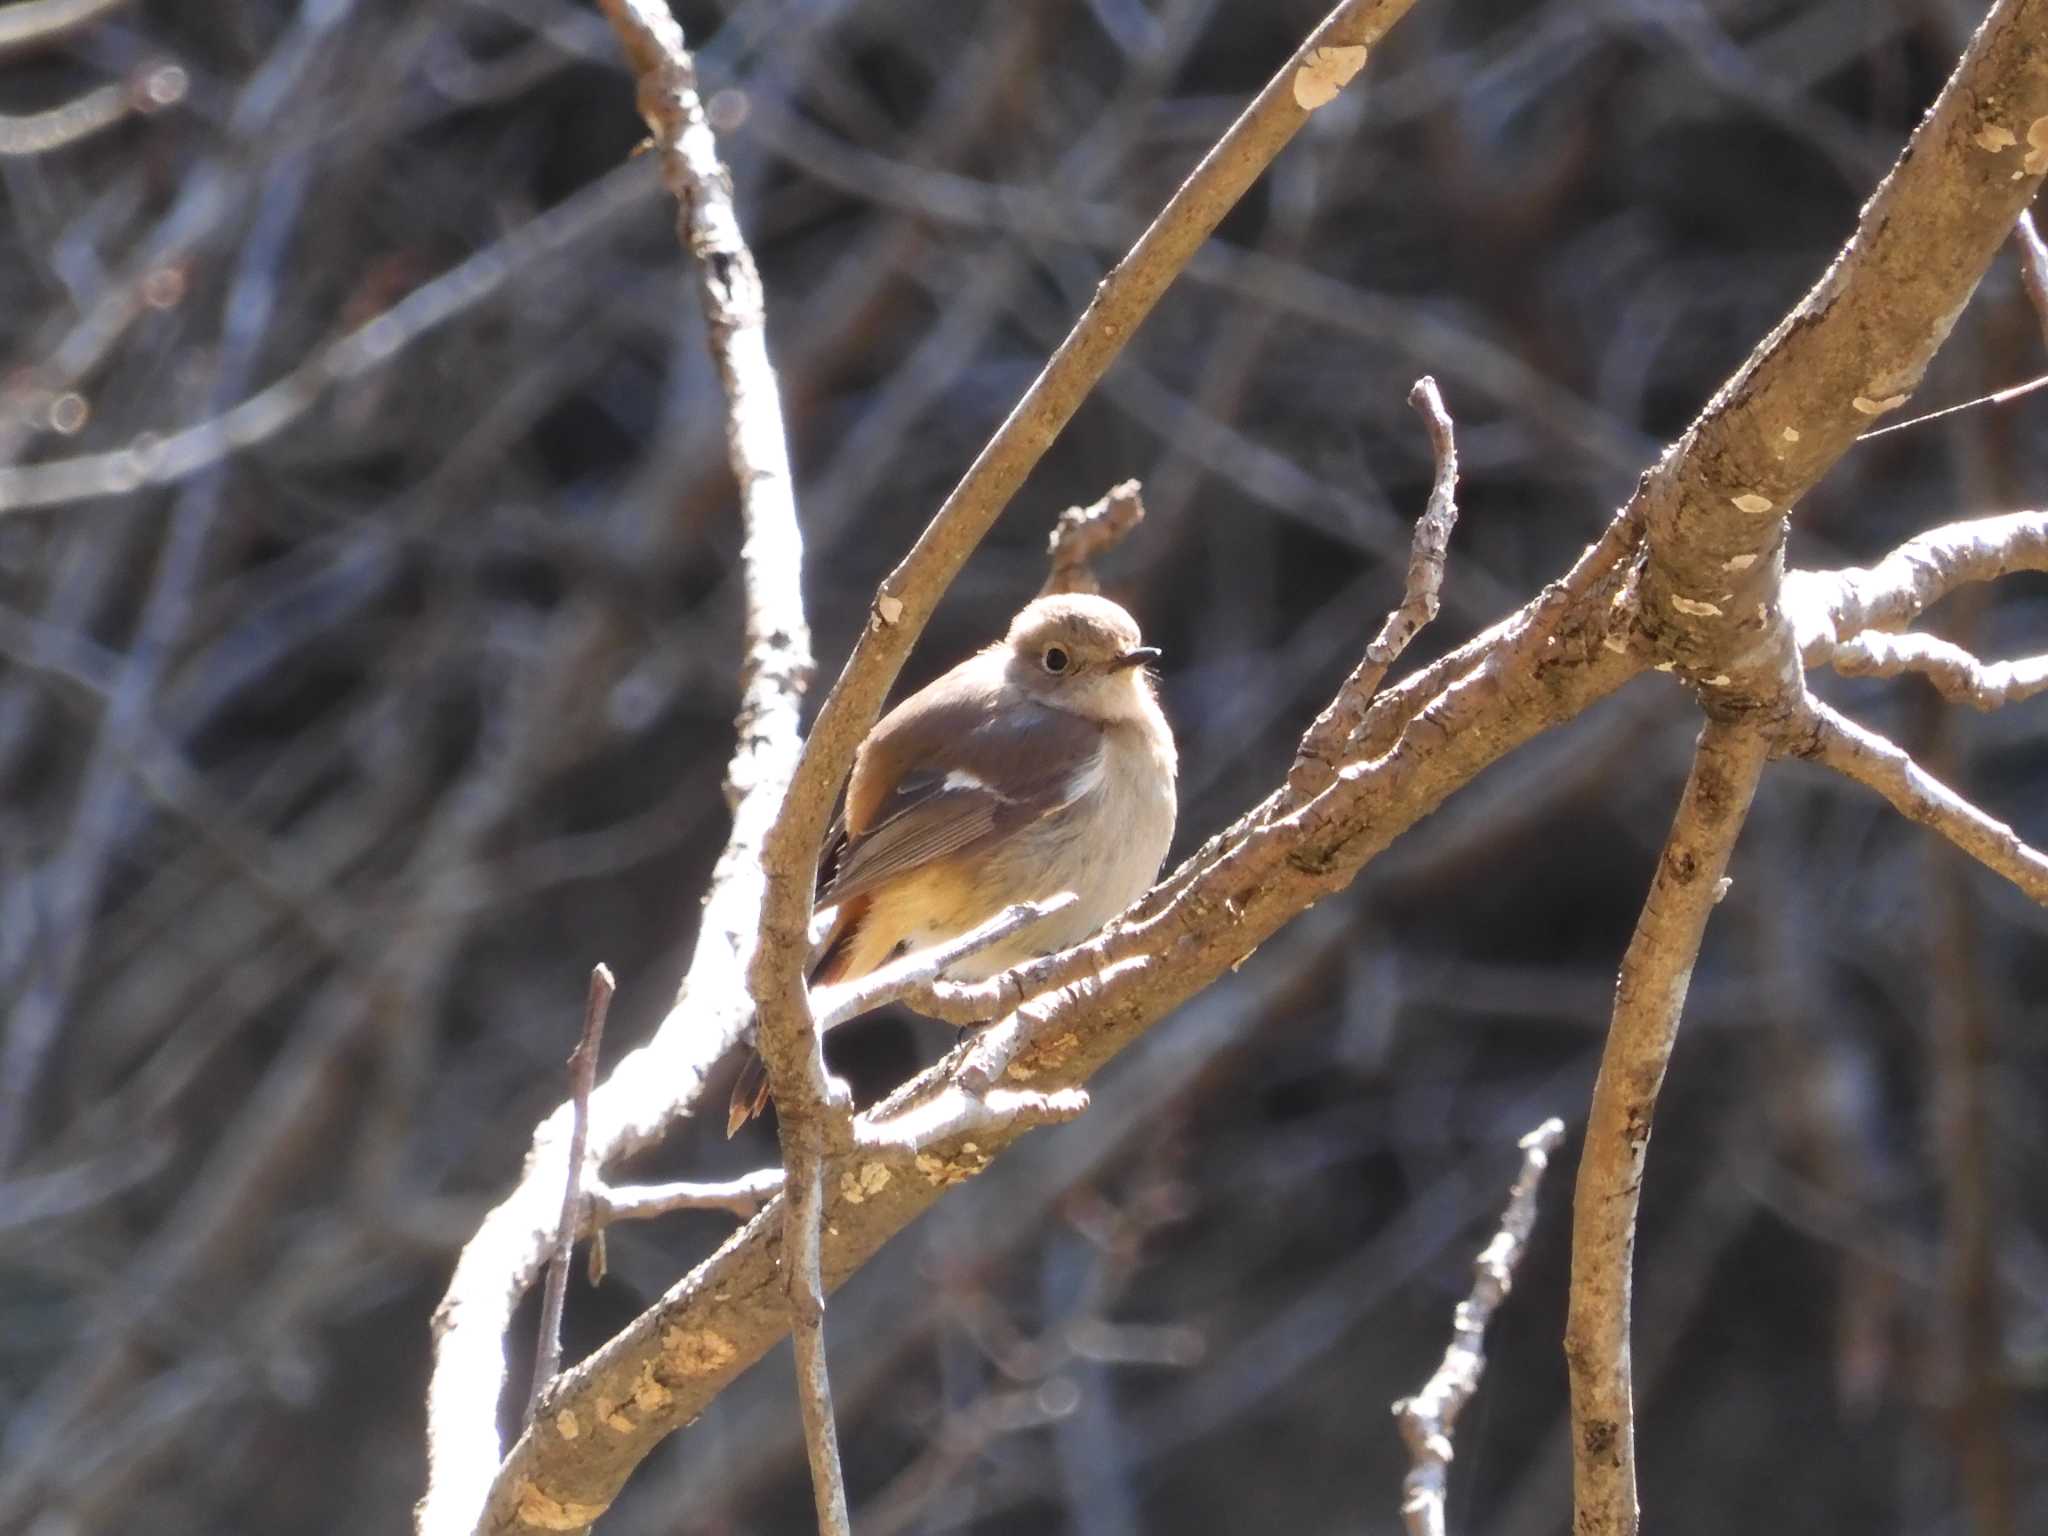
[1627,0,2048,704]
[1787,698,2048,906]
[1828,630,2048,710]
[1784,511,2048,659]
[415,0,814,1529]
[1393,1117,1566,1536]
[746,0,1422,1137]
[1564,721,1768,1536]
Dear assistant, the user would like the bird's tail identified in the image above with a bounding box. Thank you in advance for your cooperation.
[725,896,869,1138]
[724,1050,773,1139]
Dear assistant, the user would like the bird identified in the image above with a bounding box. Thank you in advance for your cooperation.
[726,591,1177,1135]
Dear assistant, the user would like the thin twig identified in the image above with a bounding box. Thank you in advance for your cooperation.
[1789,698,2048,906]
[586,1170,784,1225]
[1830,630,2048,710]
[2013,210,2048,352]
[785,1157,853,1536]
[1784,511,2048,660]
[1393,1117,1567,1536]
[1292,374,1461,792]
[527,965,614,1426]
[1040,480,1147,597]
[813,894,1079,1031]
[1565,721,1767,1536]
[858,1086,1092,1152]
[0,0,127,56]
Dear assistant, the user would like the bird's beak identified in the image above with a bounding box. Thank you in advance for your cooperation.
[1111,646,1161,671]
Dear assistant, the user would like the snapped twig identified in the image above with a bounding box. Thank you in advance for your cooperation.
[527,965,614,1427]
[1393,1117,1567,1536]
[1292,374,1461,793]
[1564,721,1767,1536]
[1039,480,1147,597]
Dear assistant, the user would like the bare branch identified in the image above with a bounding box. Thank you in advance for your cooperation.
[1565,722,1767,1536]
[1628,0,2048,704]
[859,1086,1092,1153]
[813,894,1079,1032]
[747,0,1423,1139]
[590,7,854,1533]
[1040,481,1147,597]
[1788,699,2048,906]
[528,966,615,1427]
[783,1156,852,1536]
[0,65,186,158]
[0,0,128,56]
[1785,510,2048,659]
[477,599,1643,1536]
[587,1171,784,1225]
[1294,374,1461,791]
[1393,1117,1567,1536]
[416,0,814,1526]
[1830,630,2048,710]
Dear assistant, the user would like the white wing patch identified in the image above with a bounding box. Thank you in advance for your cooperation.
[943,769,989,794]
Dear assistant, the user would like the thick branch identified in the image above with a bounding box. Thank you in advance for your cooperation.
[1392,1118,1566,1536]
[591,6,854,1533]
[415,1,813,1530]
[1628,0,2048,704]
[1564,722,1767,1536]
[1788,699,2048,905]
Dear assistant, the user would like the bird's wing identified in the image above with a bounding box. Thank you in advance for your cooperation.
[823,692,1104,907]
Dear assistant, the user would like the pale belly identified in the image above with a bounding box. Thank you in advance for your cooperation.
[920,728,1177,981]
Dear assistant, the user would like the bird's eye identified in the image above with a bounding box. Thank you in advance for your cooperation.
[1042,645,1070,674]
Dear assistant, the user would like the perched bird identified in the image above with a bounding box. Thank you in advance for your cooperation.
[727,592,1177,1135]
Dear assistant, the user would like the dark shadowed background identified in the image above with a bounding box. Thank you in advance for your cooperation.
[2,1,2045,1532]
